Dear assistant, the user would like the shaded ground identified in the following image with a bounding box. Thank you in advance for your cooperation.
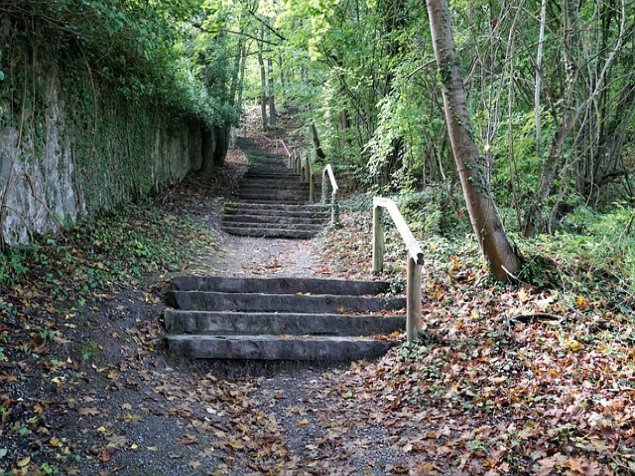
[0,136,409,476]
[2,131,634,475]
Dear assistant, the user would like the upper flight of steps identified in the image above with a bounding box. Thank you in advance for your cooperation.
[221,137,329,239]
[163,276,406,361]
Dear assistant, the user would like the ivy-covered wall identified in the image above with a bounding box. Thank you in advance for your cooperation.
[0,41,215,245]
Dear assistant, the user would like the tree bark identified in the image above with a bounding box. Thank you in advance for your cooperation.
[236,42,248,112]
[522,0,585,236]
[199,126,217,177]
[229,38,244,108]
[257,29,268,130]
[309,123,326,161]
[426,0,521,281]
[267,54,277,127]
[534,0,547,154]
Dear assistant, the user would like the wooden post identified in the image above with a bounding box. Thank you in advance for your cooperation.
[321,171,328,205]
[330,192,338,225]
[406,258,423,343]
[309,168,315,203]
[372,205,384,273]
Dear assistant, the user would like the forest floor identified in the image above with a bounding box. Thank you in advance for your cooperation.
[1,124,635,476]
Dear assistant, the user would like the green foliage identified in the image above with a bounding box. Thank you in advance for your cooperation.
[0,199,217,298]
[1,0,236,127]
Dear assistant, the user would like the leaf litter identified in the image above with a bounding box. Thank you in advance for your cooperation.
[0,139,634,474]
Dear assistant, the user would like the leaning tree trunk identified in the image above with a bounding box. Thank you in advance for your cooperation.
[426,0,521,281]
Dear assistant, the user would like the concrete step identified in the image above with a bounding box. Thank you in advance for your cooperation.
[166,291,406,313]
[221,222,322,232]
[238,181,308,189]
[221,226,319,239]
[244,167,295,174]
[171,276,392,295]
[164,310,405,336]
[223,210,329,220]
[234,198,311,205]
[238,189,309,198]
[222,214,325,225]
[225,203,329,212]
[236,195,311,203]
[165,334,396,360]
[242,175,301,182]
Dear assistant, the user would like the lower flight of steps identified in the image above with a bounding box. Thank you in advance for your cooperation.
[163,276,406,361]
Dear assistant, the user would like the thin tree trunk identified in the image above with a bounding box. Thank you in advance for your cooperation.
[257,30,268,130]
[309,123,326,160]
[534,0,547,154]
[522,0,583,236]
[301,68,325,160]
[426,0,521,281]
[229,38,244,108]
[340,109,351,147]
[267,55,277,127]
[278,54,286,94]
[236,42,248,112]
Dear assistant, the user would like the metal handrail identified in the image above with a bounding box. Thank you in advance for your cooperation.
[321,165,339,225]
[372,197,424,342]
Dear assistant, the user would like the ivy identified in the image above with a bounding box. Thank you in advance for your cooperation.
[0,0,236,127]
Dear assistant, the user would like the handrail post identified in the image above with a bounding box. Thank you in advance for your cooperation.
[321,171,328,205]
[309,162,315,203]
[406,257,423,342]
[331,191,338,225]
[372,204,384,273]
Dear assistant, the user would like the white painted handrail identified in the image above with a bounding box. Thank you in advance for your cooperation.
[321,165,339,225]
[372,197,424,342]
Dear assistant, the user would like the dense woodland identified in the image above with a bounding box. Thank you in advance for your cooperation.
[1,0,634,282]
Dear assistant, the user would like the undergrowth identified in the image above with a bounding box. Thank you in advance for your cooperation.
[0,200,216,300]
[325,191,635,312]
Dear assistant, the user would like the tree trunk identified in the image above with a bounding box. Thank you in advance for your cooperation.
[236,42,248,112]
[267,55,276,127]
[302,68,325,160]
[278,54,286,95]
[257,30,268,130]
[199,126,217,177]
[534,0,547,154]
[309,123,326,161]
[522,0,584,237]
[213,127,229,167]
[229,38,244,108]
[339,109,351,147]
[426,0,521,281]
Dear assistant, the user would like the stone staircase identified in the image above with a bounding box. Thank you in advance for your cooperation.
[221,137,328,239]
[163,276,405,361]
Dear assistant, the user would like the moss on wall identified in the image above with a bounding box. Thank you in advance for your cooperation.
[0,30,223,245]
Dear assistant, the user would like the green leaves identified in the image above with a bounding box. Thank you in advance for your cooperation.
[4,0,234,127]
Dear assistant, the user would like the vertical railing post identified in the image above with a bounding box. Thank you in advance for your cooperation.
[321,170,328,205]
[372,204,384,273]
[308,161,315,203]
[330,192,338,225]
[406,258,423,343]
